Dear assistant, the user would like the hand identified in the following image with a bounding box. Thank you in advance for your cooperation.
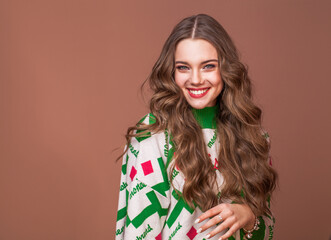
[195,203,255,240]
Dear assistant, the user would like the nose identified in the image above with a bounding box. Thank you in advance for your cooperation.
[190,69,203,85]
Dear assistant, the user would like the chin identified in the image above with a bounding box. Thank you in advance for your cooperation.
[187,102,209,109]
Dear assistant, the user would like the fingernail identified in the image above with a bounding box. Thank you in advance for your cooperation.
[205,234,210,239]
[194,218,200,224]
[218,238,223,240]
[197,228,202,233]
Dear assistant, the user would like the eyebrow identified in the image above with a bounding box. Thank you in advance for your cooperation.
[175,59,219,65]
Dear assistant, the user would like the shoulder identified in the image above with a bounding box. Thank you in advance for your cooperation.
[134,113,157,143]
[260,128,270,143]
[137,112,156,126]
[130,112,162,147]
[260,128,273,165]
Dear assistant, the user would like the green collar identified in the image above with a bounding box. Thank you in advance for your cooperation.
[191,105,219,129]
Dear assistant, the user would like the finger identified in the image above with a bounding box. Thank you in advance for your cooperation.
[198,206,233,233]
[197,213,224,234]
[205,216,235,239]
[217,224,240,240]
[195,204,225,223]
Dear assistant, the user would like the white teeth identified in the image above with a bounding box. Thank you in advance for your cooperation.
[189,89,208,95]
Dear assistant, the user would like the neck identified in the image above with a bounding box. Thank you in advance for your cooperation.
[191,105,219,129]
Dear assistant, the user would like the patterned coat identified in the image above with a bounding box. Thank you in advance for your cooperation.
[115,106,275,240]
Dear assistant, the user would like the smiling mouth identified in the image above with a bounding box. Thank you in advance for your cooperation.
[187,88,210,98]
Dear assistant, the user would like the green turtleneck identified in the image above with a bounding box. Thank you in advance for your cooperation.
[191,105,219,129]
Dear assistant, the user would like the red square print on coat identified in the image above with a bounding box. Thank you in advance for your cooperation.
[155,232,162,240]
[141,160,154,176]
[129,166,137,181]
[187,226,198,239]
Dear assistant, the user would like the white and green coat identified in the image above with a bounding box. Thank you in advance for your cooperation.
[115,106,275,240]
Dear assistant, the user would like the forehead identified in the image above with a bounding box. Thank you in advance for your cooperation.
[175,38,218,62]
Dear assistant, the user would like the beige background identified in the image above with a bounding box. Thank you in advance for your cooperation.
[1,0,330,239]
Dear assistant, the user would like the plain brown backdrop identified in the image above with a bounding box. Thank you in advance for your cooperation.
[1,0,330,239]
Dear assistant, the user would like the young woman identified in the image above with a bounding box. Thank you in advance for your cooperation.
[115,14,278,240]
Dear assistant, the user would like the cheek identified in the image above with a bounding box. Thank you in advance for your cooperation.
[216,76,223,89]
[211,74,223,95]
[206,72,223,87]
[174,72,187,88]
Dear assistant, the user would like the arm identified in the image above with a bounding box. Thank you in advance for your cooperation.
[115,114,170,240]
[194,131,275,240]
[247,131,275,239]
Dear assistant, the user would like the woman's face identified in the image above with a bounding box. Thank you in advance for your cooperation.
[174,38,223,109]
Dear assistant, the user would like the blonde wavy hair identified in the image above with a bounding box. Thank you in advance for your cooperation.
[121,14,277,217]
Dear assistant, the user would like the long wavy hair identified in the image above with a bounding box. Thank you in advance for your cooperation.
[122,14,277,217]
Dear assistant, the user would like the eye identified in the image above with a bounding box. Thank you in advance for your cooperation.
[176,65,189,71]
[203,64,216,69]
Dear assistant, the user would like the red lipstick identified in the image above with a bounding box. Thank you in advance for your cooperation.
[187,88,210,98]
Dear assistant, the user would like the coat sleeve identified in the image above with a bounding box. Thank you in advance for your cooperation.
[241,130,275,240]
[229,130,275,240]
[115,114,170,240]
[236,211,275,240]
